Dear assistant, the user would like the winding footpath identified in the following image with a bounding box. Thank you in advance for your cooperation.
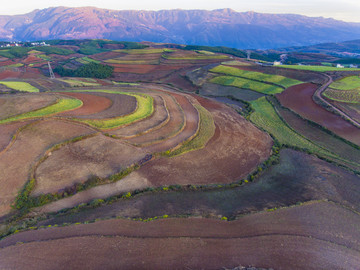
[313,73,360,128]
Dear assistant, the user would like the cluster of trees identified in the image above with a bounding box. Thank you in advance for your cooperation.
[54,63,114,79]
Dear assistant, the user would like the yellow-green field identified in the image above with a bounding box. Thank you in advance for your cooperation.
[0,98,83,124]
[279,65,360,72]
[0,81,39,93]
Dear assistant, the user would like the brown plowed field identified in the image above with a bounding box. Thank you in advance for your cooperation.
[329,100,360,123]
[135,96,272,186]
[126,92,185,146]
[277,83,360,145]
[111,94,169,137]
[58,92,112,117]
[32,134,149,195]
[0,120,94,217]
[0,121,30,153]
[112,64,157,74]
[144,95,199,153]
[2,202,359,270]
[0,70,21,80]
[0,93,58,120]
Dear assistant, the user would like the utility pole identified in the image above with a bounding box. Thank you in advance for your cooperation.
[48,61,55,79]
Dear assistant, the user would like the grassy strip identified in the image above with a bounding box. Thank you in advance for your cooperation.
[279,65,360,72]
[104,59,159,65]
[0,81,39,93]
[250,97,358,168]
[162,54,228,60]
[164,104,215,157]
[210,65,302,88]
[81,57,101,64]
[211,76,283,95]
[0,98,83,124]
[58,79,100,87]
[66,90,154,130]
[329,76,360,91]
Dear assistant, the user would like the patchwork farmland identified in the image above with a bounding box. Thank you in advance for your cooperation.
[0,40,359,270]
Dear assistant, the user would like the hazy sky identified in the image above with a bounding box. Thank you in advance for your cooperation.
[2,0,360,22]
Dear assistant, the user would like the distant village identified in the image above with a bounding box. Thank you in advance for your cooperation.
[0,41,50,48]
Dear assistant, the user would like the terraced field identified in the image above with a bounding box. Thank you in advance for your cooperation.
[211,65,302,88]
[1,42,360,269]
[0,81,39,92]
[280,64,360,72]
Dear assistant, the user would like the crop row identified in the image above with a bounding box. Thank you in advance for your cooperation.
[323,88,360,104]
[0,81,39,93]
[210,76,283,95]
[210,65,302,88]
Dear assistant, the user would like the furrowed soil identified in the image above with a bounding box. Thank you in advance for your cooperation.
[1,201,359,270]
[37,149,360,218]
[0,121,31,153]
[277,83,360,145]
[32,134,149,195]
[58,92,112,117]
[329,100,360,123]
[125,92,185,147]
[110,94,169,137]
[0,120,95,217]
[0,93,58,120]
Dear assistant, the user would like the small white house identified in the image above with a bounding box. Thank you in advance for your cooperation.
[273,61,282,66]
[336,64,344,68]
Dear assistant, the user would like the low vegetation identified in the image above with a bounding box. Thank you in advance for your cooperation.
[210,65,302,88]
[0,81,39,92]
[165,104,215,157]
[329,76,360,90]
[323,88,360,103]
[73,90,154,129]
[59,79,100,87]
[0,98,83,124]
[211,76,283,94]
[249,97,356,167]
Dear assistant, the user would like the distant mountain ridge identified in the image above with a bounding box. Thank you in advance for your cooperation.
[1,7,360,49]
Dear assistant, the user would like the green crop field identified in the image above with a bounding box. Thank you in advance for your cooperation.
[72,90,154,130]
[114,48,166,54]
[59,79,100,87]
[0,81,39,92]
[163,53,229,60]
[323,88,360,103]
[210,76,283,95]
[80,57,101,64]
[279,65,360,72]
[222,60,251,66]
[210,65,302,88]
[329,76,360,90]
[249,97,356,166]
[0,98,83,124]
[166,104,215,157]
[104,59,160,65]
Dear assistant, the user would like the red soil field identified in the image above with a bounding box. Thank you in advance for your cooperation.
[144,94,199,152]
[1,201,359,270]
[0,121,30,154]
[126,92,185,147]
[23,55,43,64]
[135,95,272,186]
[0,70,21,80]
[329,100,360,123]
[0,120,95,217]
[112,64,158,74]
[0,93,58,120]
[32,134,148,195]
[277,83,360,145]
[111,94,169,138]
[58,92,112,117]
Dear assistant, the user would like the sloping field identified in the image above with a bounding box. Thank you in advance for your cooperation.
[274,100,360,168]
[211,65,302,88]
[250,97,357,168]
[111,94,169,138]
[211,76,284,94]
[0,98,83,124]
[280,65,360,72]
[133,96,272,186]
[2,202,359,270]
[36,148,360,217]
[0,93,57,120]
[0,121,30,153]
[0,120,94,217]
[200,83,265,102]
[277,83,360,145]
[58,79,100,87]
[0,81,39,92]
[58,92,113,117]
[32,134,148,195]
[329,75,360,90]
[329,101,360,123]
[323,88,360,103]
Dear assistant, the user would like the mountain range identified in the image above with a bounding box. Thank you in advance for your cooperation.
[1,7,360,49]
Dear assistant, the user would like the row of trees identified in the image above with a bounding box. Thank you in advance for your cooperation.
[54,63,114,79]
